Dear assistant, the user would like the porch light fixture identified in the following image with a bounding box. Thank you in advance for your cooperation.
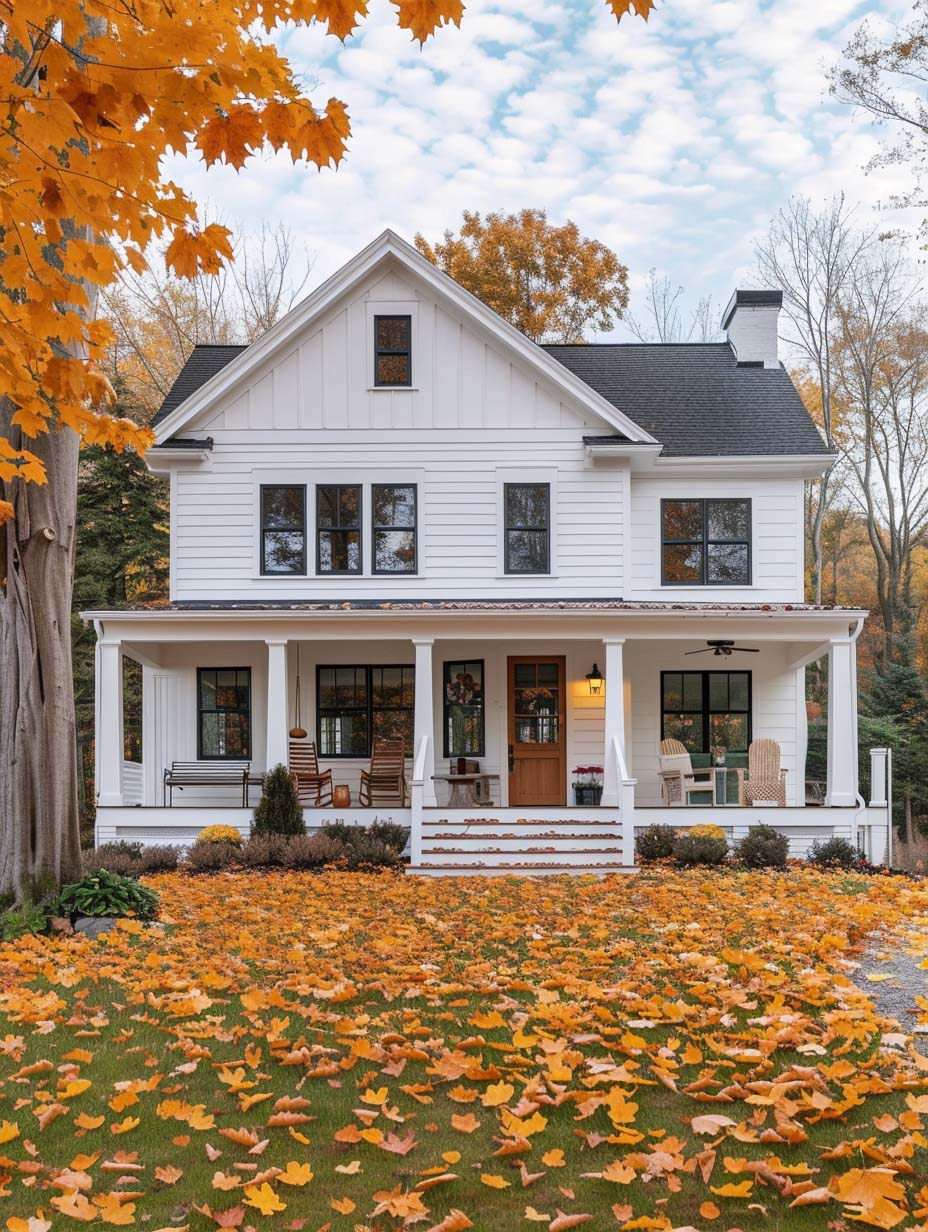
[585,662,604,695]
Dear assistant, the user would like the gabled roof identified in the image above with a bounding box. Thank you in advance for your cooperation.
[543,343,830,458]
[152,346,244,426]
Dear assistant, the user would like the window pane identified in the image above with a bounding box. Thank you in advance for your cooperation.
[335,667,367,708]
[320,712,368,757]
[663,542,703,584]
[199,670,217,707]
[515,686,558,714]
[339,486,361,526]
[663,500,703,541]
[515,716,559,744]
[662,673,682,710]
[376,316,410,351]
[537,663,559,686]
[200,711,249,759]
[707,543,749,584]
[710,712,748,752]
[447,709,483,756]
[663,712,704,753]
[262,487,303,529]
[263,530,304,573]
[506,484,548,528]
[507,529,548,573]
[372,708,414,753]
[373,485,416,528]
[374,529,416,573]
[514,663,536,688]
[709,674,729,711]
[682,674,703,711]
[707,500,749,541]
[317,487,338,528]
[377,354,410,385]
[729,673,749,711]
[319,530,360,573]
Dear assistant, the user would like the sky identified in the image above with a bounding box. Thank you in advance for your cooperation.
[167,0,921,340]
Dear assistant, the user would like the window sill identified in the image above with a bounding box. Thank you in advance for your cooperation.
[495,573,559,580]
[368,386,419,392]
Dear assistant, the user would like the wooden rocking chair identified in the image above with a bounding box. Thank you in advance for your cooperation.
[359,739,408,807]
[288,739,333,807]
[658,738,717,806]
[740,739,787,807]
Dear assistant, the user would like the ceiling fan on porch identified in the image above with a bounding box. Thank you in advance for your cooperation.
[686,639,759,657]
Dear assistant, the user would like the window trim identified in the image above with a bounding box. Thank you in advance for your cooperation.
[504,481,551,575]
[316,663,416,759]
[442,658,486,758]
[659,669,753,756]
[316,483,363,576]
[371,483,418,575]
[197,667,252,761]
[259,484,306,576]
[373,313,412,388]
[660,497,752,586]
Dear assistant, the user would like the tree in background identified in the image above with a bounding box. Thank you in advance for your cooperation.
[415,210,630,343]
[624,268,719,343]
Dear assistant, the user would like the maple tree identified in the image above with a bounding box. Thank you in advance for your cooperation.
[0,865,927,1228]
[415,209,630,343]
[0,0,650,900]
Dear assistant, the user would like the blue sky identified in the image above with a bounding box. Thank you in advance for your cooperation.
[168,0,919,339]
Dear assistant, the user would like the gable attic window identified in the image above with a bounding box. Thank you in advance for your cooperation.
[260,485,306,575]
[374,315,412,386]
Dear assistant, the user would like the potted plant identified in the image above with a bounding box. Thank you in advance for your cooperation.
[572,765,603,806]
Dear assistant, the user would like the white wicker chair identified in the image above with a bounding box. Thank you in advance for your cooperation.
[740,739,787,806]
[658,738,717,806]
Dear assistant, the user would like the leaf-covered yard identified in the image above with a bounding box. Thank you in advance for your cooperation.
[1,867,927,1232]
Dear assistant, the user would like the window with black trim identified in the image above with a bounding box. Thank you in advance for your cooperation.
[374,315,411,386]
[662,498,751,585]
[661,671,751,756]
[317,485,361,574]
[373,484,417,573]
[261,485,306,575]
[198,668,251,759]
[504,483,550,574]
[317,665,415,757]
[443,660,484,757]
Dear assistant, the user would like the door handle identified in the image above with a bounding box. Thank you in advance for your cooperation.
[508,744,514,773]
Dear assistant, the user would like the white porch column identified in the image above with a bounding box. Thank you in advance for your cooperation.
[826,634,858,807]
[96,639,124,807]
[265,639,289,771]
[413,637,437,807]
[601,637,627,808]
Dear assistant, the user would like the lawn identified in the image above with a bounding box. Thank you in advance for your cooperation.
[1,867,927,1232]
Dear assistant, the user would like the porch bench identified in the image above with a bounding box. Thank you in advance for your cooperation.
[163,761,252,806]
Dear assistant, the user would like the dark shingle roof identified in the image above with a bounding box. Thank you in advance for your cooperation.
[152,339,830,459]
[542,342,830,457]
[152,344,245,427]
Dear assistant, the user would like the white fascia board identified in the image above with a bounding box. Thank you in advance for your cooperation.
[630,452,836,479]
[153,229,657,446]
[146,446,211,474]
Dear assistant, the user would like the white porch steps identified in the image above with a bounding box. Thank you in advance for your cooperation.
[407,813,636,877]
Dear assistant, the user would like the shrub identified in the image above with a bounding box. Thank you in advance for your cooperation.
[688,823,727,841]
[84,846,138,877]
[186,841,240,873]
[635,824,676,863]
[253,764,304,836]
[197,824,243,846]
[673,830,729,867]
[367,819,410,854]
[136,845,180,875]
[284,834,344,869]
[808,836,859,869]
[338,834,403,870]
[242,833,290,867]
[735,823,789,868]
[1,903,49,941]
[59,870,158,921]
[320,820,354,847]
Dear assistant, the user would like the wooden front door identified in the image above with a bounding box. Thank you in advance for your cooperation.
[507,656,566,807]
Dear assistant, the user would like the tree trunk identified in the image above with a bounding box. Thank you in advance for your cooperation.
[0,408,83,902]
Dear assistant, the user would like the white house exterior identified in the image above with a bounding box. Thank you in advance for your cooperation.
[83,231,891,873]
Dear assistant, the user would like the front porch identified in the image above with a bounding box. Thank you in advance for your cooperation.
[86,601,891,872]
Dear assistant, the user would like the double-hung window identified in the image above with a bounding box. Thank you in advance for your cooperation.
[260,485,306,575]
[374,315,412,387]
[317,485,361,574]
[317,665,415,757]
[662,499,751,585]
[504,483,550,574]
[198,668,251,759]
[372,484,417,573]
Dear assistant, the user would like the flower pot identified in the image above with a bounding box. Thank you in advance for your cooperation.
[574,786,603,806]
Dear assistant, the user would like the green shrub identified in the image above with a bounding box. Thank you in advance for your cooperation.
[338,834,402,870]
[672,830,729,867]
[808,836,859,869]
[59,870,158,921]
[284,834,344,869]
[253,764,304,836]
[367,819,410,854]
[242,833,290,867]
[735,823,789,868]
[635,824,676,863]
[136,845,180,874]
[320,820,354,847]
[0,903,49,941]
[186,841,240,873]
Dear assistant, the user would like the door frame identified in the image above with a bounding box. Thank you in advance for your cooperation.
[506,654,567,807]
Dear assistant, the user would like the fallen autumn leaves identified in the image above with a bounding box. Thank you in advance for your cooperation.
[0,866,926,1231]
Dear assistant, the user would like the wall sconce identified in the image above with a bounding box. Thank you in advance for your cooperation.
[585,662,604,695]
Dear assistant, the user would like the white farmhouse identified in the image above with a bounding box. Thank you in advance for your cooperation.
[83,231,891,872]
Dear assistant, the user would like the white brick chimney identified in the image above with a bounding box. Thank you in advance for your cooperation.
[721,289,783,368]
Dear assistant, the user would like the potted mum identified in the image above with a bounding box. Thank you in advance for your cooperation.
[572,765,603,806]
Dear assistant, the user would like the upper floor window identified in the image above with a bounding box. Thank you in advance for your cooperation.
[198,668,251,759]
[662,499,751,586]
[260,485,306,575]
[373,484,417,573]
[504,483,550,574]
[374,315,412,387]
[317,485,361,574]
